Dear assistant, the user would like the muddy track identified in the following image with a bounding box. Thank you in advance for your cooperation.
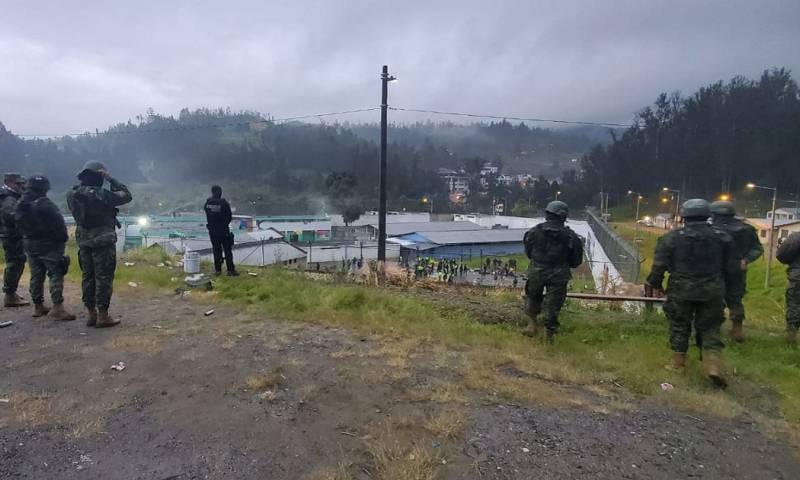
[1,285,798,479]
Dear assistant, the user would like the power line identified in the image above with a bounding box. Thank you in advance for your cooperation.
[13,107,382,139]
[389,106,634,128]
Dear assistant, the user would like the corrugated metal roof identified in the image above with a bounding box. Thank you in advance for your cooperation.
[370,221,481,236]
[402,228,527,246]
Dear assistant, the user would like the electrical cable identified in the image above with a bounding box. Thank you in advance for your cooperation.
[389,106,633,128]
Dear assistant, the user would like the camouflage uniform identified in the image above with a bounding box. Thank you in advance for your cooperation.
[1,183,26,296]
[711,208,763,326]
[15,188,69,305]
[647,220,737,354]
[523,202,584,338]
[66,174,132,311]
[776,232,800,337]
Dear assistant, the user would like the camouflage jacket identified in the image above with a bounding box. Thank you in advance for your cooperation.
[0,185,22,238]
[712,216,763,264]
[647,221,738,301]
[66,177,132,248]
[777,232,800,282]
[524,220,584,282]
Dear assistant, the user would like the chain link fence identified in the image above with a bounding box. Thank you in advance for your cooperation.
[585,208,641,283]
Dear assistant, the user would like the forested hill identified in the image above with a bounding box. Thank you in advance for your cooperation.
[0,108,600,214]
[580,68,800,198]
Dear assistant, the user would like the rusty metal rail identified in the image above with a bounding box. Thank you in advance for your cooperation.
[566,292,666,303]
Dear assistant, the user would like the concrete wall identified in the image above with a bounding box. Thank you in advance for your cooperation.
[198,242,306,267]
[306,243,401,264]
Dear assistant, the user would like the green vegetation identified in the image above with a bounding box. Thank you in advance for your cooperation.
[206,267,798,427]
[609,223,662,279]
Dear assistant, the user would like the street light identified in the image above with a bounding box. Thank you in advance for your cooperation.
[421,196,432,214]
[719,194,731,201]
[663,187,681,225]
[555,191,561,200]
[628,191,644,275]
[747,182,778,288]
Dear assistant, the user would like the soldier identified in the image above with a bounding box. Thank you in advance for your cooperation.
[1,173,30,307]
[776,232,800,347]
[522,200,584,343]
[203,185,238,276]
[66,161,132,328]
[14,175,75,320]
[646,199,738,388]
[710,200,763,342]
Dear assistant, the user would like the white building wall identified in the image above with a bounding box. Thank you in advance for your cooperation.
[306,244,401,264]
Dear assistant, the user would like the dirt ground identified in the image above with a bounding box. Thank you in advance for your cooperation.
[1,283,799,479]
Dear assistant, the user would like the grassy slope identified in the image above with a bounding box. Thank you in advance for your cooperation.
[5,242,798,430]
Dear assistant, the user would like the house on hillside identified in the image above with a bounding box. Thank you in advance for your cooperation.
[747,218,800,244]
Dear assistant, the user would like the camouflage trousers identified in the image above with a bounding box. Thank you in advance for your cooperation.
[27,244,66,305]
[2,237,26,294]
[724,270,747,324]
[525,277,568,334]
[78,244,117,309]
[787,280,800,329]
[663,297,725,353]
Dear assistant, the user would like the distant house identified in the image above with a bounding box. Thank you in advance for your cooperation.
[746,218,800,244]
[767,207,800,222]
[480,163,499,176]
[497,174,514,186]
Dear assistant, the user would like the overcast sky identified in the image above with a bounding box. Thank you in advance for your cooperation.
[1,0,798,136]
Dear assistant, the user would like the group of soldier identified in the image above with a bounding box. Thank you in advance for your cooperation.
[523,197,798,389]
[0,161,131,328]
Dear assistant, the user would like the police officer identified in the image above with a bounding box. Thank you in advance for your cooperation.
[1,173,30,307]
[203,185,238,276]
[710,200,763,342]
[15,175,75,320]
[66,161,132,328]
[646,199,738,388]
[522,200,584,343]
[777,232,800,347]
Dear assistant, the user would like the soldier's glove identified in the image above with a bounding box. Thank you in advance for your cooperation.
[644,283,654,298]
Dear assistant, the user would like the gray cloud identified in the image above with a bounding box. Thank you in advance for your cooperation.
[1,0,798,135]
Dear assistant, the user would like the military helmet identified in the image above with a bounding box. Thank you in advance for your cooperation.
[710,200,736,216]
[26,174,50,193]
[680,198,711,219]
[545,200,569,218]
[77,160,107,175]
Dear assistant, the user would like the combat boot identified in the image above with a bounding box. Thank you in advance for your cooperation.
[32,303,50,317]
[4,292,30,307]
[730,320,745,343]
[787,325,798,348]
[665,352,687,372]
[545,330,556,345]
[86,308,98,327]
[95,308,120,328]
[704,351,728,389]
[522,319,540,338]
[48,303,76,322]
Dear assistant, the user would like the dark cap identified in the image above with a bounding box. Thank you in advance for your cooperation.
[3,173,25,183]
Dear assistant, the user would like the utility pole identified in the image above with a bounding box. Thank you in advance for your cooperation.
[747,182,778,288]
[378,65,395,263]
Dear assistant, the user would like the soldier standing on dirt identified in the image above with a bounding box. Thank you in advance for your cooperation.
[777,232,800,347]
[522,200,584,344]
[710,200,763,342]
[66,161,132,328]
[15,175,75,321]
[646,199,738,388]
[0,172,30,308]
[203,185,238,277]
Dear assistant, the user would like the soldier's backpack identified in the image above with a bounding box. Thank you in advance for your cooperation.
[526,223,578,268]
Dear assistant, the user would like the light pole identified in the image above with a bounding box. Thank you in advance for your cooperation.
[555,191,561,200]
[662,187,681,226]
[378,65,396,264]
[747,182,777,288]
[422,196,432,214]
[628,191,643,277]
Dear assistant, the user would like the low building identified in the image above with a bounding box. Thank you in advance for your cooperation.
[767,207,800,222]
[391,228,528,262]
[367,221,481,238]
[747,218,800,244]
